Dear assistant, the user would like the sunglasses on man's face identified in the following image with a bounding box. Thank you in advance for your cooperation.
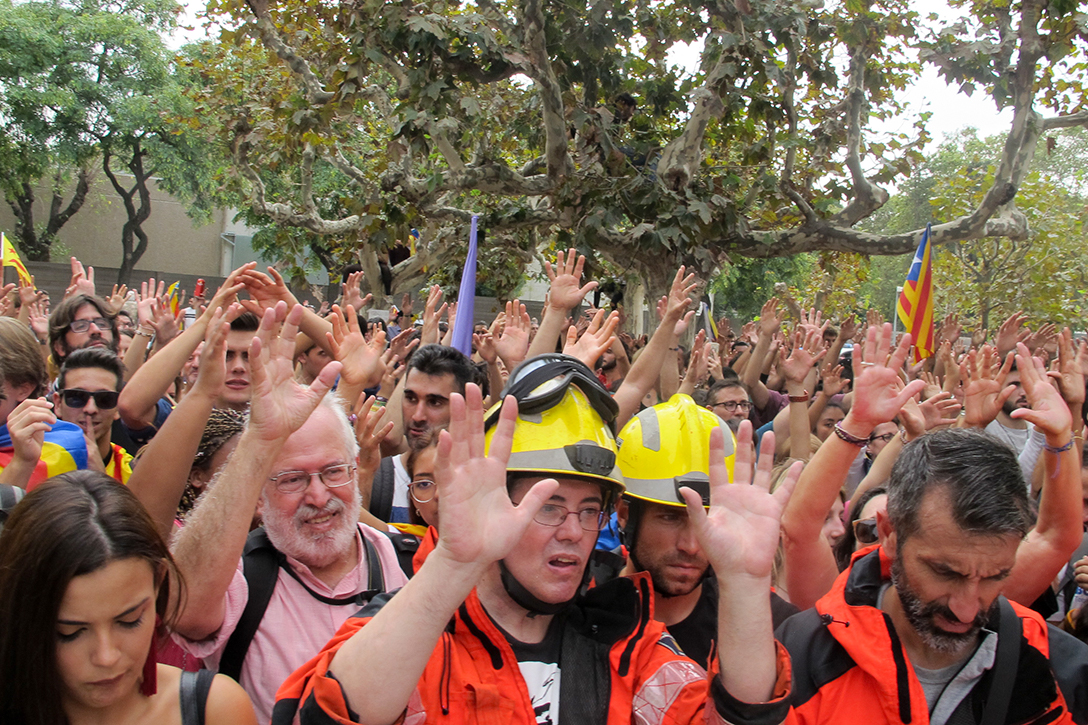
[60,389,119,409]
[853,517,879,545]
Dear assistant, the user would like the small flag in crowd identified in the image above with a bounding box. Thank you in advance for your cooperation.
[449,216,479,357]
[165,281,181,316]
[700,301,718,341]
[896,223,935,362]
[1,233,33,287]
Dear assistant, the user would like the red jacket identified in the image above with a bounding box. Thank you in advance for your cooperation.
[773,546,1088,725]
[273,573,792,725]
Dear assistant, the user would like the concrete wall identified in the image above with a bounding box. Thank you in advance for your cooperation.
[0,172,233,279]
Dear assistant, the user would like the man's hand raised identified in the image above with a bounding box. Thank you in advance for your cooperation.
[544,248,597,313]
[431,386,558,570]
[246,302,342,443]
[844,324,926,435]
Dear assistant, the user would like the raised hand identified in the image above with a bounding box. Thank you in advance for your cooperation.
[781,326,828,385]
[915,390,961,431]
[939,312,962,344]
[995,311,1028,356]
[190,306,235,400]
[420,285,446,346]
[1049,328,1086,407]
[683,421,800,581]
[388,328,420,362]
[663,266,697,336]
[474,331,498,364]
[845,324,926,432]
[247,302,342,443]
[837,315,858,343]
[353,395,395,479]
[494,299,531,369]
[1011,342,1073,439]
[432,386,559,567]
[65,257,96,299]
[105,284,128,315]
[563,308,619,369]
[820,363,849,396]
[543,248,598,312]
[238,266,295,312]
[758,297,783,338]
[960,344,1015,428]
[327,304,386,389]
[5,398,56,467]
[341,270,369,312]
[197,264,251,322]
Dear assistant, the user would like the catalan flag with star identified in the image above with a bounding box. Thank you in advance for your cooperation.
[896,223,935,363]
[1,233,33,287]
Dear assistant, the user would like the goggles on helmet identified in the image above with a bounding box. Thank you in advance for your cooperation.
[485,354,618,433]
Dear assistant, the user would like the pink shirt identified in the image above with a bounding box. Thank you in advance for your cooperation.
[173,524,408,723]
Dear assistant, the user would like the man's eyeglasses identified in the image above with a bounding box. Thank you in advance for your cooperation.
[534,503,607,532]
[268,464,356,494]
[410,479,437,504]
[60,389,119,409]
[868,432,897,444]
[68,317,110,334]
[711,400,752,413]
[853,518,879,545]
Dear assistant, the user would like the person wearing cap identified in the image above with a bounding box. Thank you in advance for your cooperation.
[616,394,799,670]
[274,354,800,725]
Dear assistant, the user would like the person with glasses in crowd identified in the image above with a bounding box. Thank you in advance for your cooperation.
[47,294,119,372]
[704,378,753,427]
[275,354,799,725]
[53,348,132,484]
[168,303,408,723]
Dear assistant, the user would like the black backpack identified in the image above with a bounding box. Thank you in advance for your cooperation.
[217,527,387,682]
[368,457,396,523]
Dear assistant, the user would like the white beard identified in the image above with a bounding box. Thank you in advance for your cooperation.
[262,486,361,569]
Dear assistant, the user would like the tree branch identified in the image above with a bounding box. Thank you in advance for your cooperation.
[246,7,335,105]
[829,46,889,227]
[520,0,572,180]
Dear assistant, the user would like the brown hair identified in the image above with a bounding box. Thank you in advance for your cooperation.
[0,471,183,724]
[0,317,48,397]
[47,294,118,367]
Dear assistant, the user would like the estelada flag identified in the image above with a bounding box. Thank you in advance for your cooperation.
[1,233,33,287]
[896,223,935,363]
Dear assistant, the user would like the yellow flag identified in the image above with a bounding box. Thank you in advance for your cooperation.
[1,233,33,287]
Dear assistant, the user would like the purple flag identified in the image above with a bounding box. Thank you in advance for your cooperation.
[450,215,478,356]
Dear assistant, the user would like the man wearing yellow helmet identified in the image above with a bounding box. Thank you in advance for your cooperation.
[617,394,797,669]
[275,355,801,725]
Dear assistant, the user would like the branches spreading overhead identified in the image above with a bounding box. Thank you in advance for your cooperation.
[184,0,1088,293]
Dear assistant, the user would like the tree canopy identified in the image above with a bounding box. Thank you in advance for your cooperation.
[179,0,1088,299]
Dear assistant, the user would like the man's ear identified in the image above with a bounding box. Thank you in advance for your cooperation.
[615,498,629,528]
[877,509,896,556]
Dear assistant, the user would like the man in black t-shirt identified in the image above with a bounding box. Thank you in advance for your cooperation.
[617,395,797,668]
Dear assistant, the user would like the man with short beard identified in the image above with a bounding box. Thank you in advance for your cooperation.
[765,428,1088,724]
[615,395,797,669]
[169,303,408,724]
[985,363,1035,455]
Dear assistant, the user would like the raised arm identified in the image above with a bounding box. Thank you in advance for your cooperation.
[683,421,799,706]
[742,298,784,410]
[170,303,342,639]
[329,386,558,725]
[527,249,597,359]
[1003,343,1082,605]
[613,267,696,427]
[127,308,234,544]
[781,324,925,610]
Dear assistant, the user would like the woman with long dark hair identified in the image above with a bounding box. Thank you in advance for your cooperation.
[0,471,255,725]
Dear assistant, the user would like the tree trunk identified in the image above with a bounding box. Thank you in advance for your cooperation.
[103,141,154,285]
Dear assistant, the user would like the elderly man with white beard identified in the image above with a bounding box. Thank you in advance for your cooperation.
[170,302,408,723]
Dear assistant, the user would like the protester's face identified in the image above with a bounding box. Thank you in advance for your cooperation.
[1002,370,1028,414]
[505,477,603,606]
[884,489,1019,655]
[822,497,846,547]
[54,367,119,443]
[55,557,158,712]
[297,346,332,381]
[815,407,845,441]
[867,422,898,458]
[596,349,617,372]
[853,493,888,553]
[63,304,115,355]
[629,502,708,597]
[261,407,359,568]
[182,342,204,387]
[219,330,253,408]
[402,370,457,450]
[409,447,440,528]
[707,386,751,423]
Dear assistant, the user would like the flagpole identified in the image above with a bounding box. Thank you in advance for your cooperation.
[893,286,902,336]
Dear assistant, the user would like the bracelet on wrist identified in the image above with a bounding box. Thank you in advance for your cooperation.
[134,328,154,338]
[899,428,911,445]
[1044,438,1075,454]
[833,421,869,447]
[788,390,809,403]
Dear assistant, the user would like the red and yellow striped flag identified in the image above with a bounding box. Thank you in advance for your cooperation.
[896,223,935,363]
[1,233,33,287]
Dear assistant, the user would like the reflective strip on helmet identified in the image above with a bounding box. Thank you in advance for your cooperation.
[506,448,622,487]
[639,407,662,452]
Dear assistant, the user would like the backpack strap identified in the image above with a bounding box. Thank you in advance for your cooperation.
[217,527,388,682]
[368,457,396,522]
[980,597,1022,725]
[384,531,421,579]
[179,669,217,725]
[218,529,283,682]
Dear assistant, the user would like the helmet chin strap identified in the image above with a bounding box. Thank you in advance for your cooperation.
[497,527,601,617]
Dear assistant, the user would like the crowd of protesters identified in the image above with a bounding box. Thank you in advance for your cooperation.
[1,250,1088,725]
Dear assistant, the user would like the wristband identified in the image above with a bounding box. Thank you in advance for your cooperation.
[833,421,868,447]
[1044,438,1075,454]
[788,390,809,403]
